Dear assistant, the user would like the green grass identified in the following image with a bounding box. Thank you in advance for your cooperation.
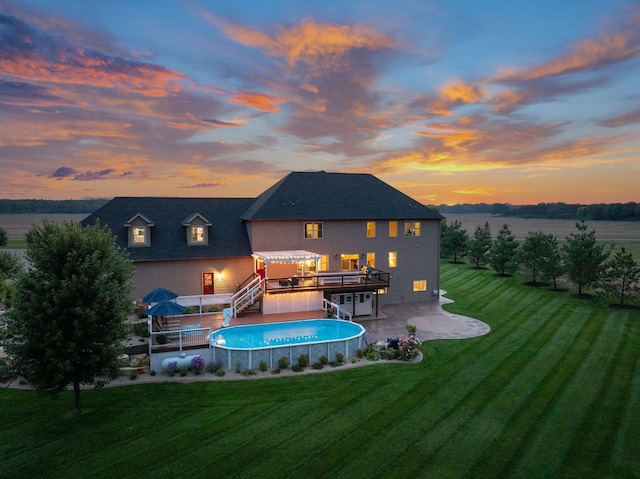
[2,262,639,478]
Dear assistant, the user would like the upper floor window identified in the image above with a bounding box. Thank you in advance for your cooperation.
[133,227,146,244]
[389,221,397,237]
[124,213,154,247]
[388,251,397,268]
[191,226,205,243]
[413,280,427,292]
[404,221,421,237]
[304,222,323,239]
[182,213,211,246]
[366,221,376,238]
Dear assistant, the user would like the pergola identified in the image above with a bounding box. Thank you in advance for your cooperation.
[251,250,321,277]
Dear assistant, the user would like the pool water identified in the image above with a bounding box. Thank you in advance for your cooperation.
[210,319,364,349]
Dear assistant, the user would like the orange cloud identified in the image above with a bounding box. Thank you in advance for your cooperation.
[231,91,286,112]
[492,18,640,82]
[439,80,485,104]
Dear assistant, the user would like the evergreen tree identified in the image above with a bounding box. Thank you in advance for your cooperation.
[539,234,566,290]
[562,221,609,296]
[519,231,549,284]
[0,227,7,246]
[0,251,23,308]
[488,224,519,276]
[441,220,468,263]
[2,221,134,413]
[467,222,492,268]
[599,248,640,306]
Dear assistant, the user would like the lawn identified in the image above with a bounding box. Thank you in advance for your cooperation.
[1,262,639,478]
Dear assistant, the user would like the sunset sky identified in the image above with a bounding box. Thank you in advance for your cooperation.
[1,1,639,205]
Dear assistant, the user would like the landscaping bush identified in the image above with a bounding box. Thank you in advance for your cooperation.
[132,321,149,337]
[179,368,188,377]
[242,368,256,376]
[297,354,309,368]
[156,334,168,345]
[291,364,304,372]
[277,356,289,369]
[128,371,138,381]
[215,369,225,377]
[206,361,222,373]
[312,362,324,370]
[191,355,205,374]
[335,353,344,363]
[167,361,177,377]
[319,355,329,364]
[382,348,398,360]
[259,360,268,372]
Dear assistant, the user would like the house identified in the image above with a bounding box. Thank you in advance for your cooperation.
[82,171,443,320]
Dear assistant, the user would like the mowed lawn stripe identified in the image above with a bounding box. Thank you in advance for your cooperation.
[512,306,631,478]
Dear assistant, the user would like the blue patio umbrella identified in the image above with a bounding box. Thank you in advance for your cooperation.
[142,287,179,304]
[146,299,186,317]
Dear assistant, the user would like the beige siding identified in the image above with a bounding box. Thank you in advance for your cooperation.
[132,257,253,299]
[248,218,441,305]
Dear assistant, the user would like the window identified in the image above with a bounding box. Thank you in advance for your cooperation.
[404,221,421,237]
[341,253,359,270]
[366,252,375,268]
[191,226,204,243]
[366,221,376,238]
[319,255,329,271]
[413,280,427,292]
[304,222,323,239]
[388,251,397,268]
[389,221,397,237]
[133,227,146,244]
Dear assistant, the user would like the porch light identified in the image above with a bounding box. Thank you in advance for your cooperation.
[216,271,223,281]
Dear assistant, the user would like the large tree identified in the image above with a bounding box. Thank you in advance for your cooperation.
[599,248,640,306]
[563,221,609,296]
[538,234,566,290]
[441,220,468,263]
[3,221,133,413]
[487,224,519,276]
[466,222,492,268]
[519,231,549,285]
[0,251,23,308]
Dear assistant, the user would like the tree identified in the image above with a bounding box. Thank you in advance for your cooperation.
[599,248,640,306]
[0,251,23,308]
[538,234,566,290]
[519,231,549,285]
[562,221,609,297]
[466,222,492,268]
[0,227,7,246]
[441,220,468,263]
[2,221,133,413]
[488,224,519,276]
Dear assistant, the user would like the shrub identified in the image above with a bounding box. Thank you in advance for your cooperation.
[206,361,222,373]
[179,368,188,377]
[382,348,398,360]
[242,368,256,376]
[319,355,329,365]
[271,368,281,374]
[131,320,148,337]
[215,369,226,377]
[365,349,379,361]
[191,355,205,374]
[312,362,324,370]
[406,324,417,337]
[277,356,289,369]
[156,334,168,345]
[398,336,421,361]
[292,364,304,372]
[150,370,156,376]
[356,349,365,358]
[129,371,138,381]
[235,361,243,374]
[259,360,268,372]
[335,353,344,363]
[167,361,178,377]
[297,354,309,368]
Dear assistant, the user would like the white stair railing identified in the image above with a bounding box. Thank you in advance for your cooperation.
[231,276,265,318]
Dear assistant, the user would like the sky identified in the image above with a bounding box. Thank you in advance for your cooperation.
[1,1,639,205]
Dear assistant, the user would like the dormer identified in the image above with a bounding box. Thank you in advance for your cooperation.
[124,213,154,247]
[182,213,212,246]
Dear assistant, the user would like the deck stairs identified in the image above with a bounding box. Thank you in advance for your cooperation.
[164,316,182,331]
[231,274,265,318]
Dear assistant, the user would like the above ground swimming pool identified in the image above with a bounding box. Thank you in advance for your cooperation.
[209,319,366,370]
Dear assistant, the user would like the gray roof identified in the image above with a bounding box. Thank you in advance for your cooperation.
[82,197,254,262]
[241,171,443,221]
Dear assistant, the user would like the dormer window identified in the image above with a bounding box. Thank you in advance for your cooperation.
[182,213,211,246]
[124,213,154,247]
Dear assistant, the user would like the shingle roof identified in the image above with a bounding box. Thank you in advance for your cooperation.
[241,171,443,221]
[82,197,254,262]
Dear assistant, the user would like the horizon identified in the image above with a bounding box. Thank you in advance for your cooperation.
[1,1,639,204]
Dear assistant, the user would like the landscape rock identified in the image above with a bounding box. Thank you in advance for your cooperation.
[128,354,150,368]
[117,353,130,367]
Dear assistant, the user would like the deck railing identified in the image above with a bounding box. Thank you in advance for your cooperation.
[150,326,211,352]
[322,298,353,322]
[265,270,390,294]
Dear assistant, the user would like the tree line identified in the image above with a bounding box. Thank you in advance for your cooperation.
[0,199,109,214]
[434,202,640,221]
[441,220,640,307]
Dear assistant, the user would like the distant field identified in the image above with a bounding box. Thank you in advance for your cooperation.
[0,214,88,241]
